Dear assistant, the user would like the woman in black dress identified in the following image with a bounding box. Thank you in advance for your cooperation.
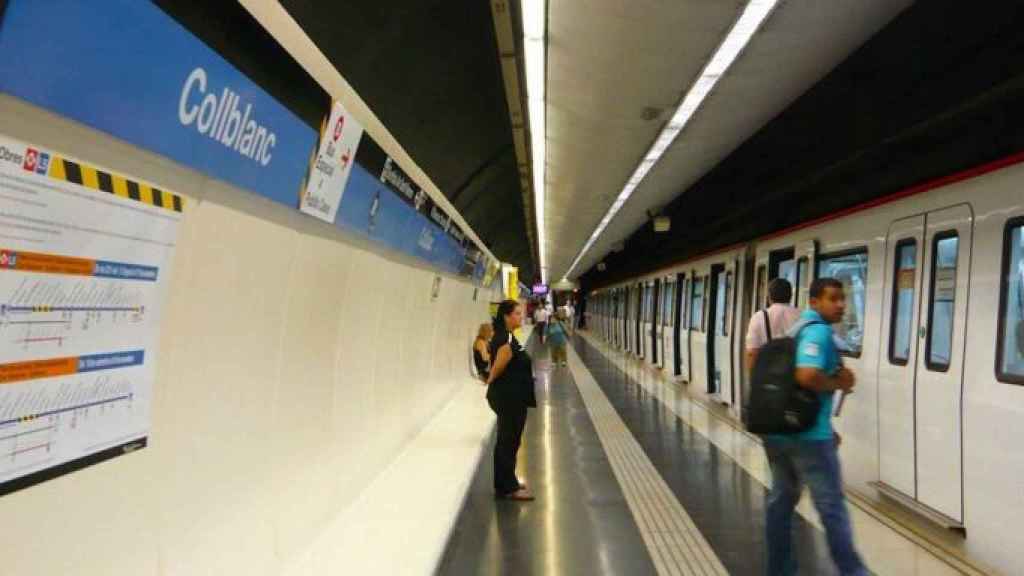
[486,300,536,501]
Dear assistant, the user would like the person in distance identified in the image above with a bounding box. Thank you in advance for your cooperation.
[547,310,569,367]
[473,323,493,383]
[745,278,801,374]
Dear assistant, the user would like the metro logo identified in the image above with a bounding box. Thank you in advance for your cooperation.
[333,115,344,142]
[23,148,37,172]
[35,152,50,175]
[0,250,16,268]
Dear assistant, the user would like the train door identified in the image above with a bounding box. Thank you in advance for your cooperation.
[878,205,972,524]
[639,284,647,357]
[625,286,634,353]
[630,280,638,356]
[641,282,652,362]
[622,284,630,352]
[674,273,688,380]
[605,294,611,340]
[624,287,631,351]
[617,290,624,349]
[708,263,735,401]
[659,278,673,370]
[612,292,619,346]
[683,274,697,382]
[650,280,660,365]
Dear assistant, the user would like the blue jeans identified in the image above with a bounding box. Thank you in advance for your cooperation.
[763,438,866,576]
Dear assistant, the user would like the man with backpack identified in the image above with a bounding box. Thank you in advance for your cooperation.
[758,277,865,575]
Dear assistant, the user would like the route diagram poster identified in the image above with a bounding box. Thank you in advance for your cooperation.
[0,133,182,494]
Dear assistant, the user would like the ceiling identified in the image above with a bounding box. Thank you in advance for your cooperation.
[278,0,537,282]
[581,0,1024,288]
[547,0,913,282]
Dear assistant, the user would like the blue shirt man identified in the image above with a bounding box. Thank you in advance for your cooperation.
[790,308,838,441]
[762,278,866,576]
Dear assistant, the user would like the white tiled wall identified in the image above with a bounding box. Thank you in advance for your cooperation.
[0,95,497,576]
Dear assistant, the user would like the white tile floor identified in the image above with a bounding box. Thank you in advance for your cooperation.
[576,331,971,576]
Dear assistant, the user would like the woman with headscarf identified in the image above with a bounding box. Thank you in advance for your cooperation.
[486,299,537,501]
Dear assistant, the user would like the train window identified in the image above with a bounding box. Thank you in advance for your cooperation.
[889,239,917,365]
[714,271,728,336]
[817,249,869,356]
[722,271,734,336]
[691,277,704,330]
[998,219,1024,383]
[796,257,809,308]
[680,278,689,329]
[647,285,655,323]
[926,233,959,371]
[665,282,675,327]
[704,276,711,332]
[778,259,796,290]
[755,265,767,309]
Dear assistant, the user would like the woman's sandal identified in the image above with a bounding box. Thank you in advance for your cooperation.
[501,488,535,501]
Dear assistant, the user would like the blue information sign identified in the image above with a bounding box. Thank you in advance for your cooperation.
[0,0,317,206]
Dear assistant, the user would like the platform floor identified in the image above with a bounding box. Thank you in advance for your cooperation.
[437,330,971,575]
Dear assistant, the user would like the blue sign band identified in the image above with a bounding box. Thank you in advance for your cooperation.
[0,0,317,207]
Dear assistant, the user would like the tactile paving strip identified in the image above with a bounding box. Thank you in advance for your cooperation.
[566,344,729,576]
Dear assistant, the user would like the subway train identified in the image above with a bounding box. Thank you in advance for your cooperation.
[585,154,1024,573]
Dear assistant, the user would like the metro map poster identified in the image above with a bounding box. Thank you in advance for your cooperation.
[0,133,181,494]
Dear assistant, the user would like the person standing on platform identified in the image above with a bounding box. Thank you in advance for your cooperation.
[564,300,576,334]
[745,278,801,374]
[547,311,569,367]
[533,303,549,344]
[486,300,537,501]
[762,278,865,576]
[473,323,493,383]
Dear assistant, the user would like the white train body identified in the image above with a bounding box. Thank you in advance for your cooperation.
[586,156,1024,574]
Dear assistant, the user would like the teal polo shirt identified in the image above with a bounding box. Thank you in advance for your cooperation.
[772,309,837,442]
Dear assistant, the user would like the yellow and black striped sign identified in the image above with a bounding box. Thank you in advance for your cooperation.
[48,155,184,213]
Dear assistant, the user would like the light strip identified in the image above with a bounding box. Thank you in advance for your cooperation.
[564,0,778,279]
[523,0,548,284]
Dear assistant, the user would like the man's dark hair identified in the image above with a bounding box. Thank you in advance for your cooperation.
[767,278,792,305]
[809,277,844,299]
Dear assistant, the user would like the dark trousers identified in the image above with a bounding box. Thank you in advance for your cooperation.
[536,321,546,342]
[490,401,528,495]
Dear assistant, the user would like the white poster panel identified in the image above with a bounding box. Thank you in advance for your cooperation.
[300,100,365,223]
[0,133,181,493]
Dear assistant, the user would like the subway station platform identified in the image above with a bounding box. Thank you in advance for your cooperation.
[438,330,975,576]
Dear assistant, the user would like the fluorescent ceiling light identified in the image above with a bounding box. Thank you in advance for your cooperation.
[523,0,547,284]
[564,0,778,279]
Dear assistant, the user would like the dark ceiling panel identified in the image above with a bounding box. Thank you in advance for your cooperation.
[280,0,535,282]
[582,1,1024,290]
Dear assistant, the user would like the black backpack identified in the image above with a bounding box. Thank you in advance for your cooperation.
[744,311,822,434]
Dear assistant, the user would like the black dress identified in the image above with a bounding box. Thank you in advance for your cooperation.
[486,328,536,495]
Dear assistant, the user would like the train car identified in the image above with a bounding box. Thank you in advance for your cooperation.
[585,156,1024,572]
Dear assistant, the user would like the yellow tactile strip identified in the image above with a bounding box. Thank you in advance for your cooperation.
[566,344,729,576]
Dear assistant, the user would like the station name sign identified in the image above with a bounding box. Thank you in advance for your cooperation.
[0,0,316,207]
